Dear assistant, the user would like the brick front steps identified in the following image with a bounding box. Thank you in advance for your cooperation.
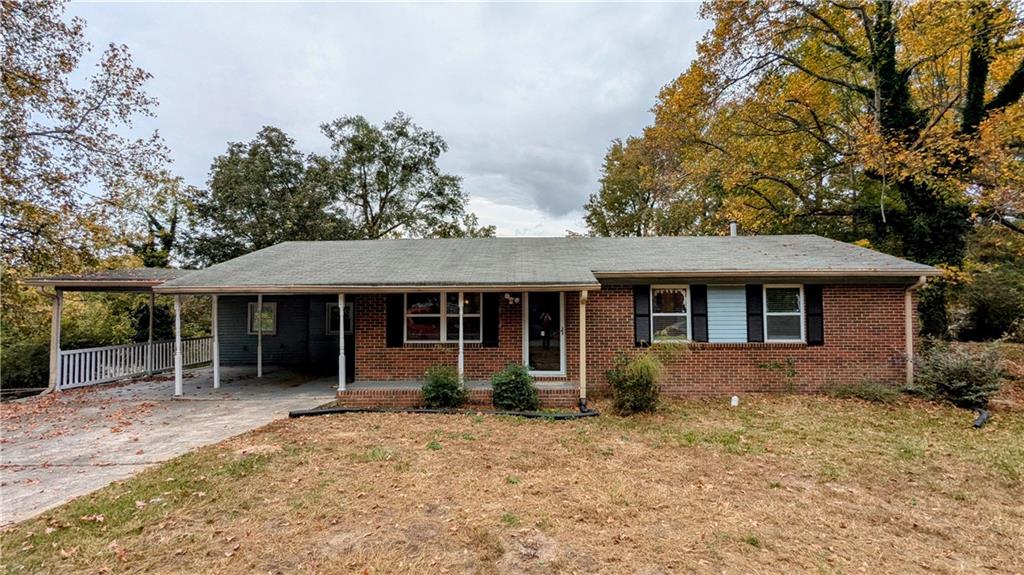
[336,381,579,409]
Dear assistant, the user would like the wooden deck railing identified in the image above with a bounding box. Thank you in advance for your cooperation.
[57,337,212,390]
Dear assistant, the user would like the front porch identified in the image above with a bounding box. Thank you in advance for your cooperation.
[27,270,594,410]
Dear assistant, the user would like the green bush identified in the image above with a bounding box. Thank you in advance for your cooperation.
[955,268,1024,341]
[606,352,662,415]
[830,380,901,404]
[490,363,539,411]
[914,342,1006,408]
[421,365,468,408]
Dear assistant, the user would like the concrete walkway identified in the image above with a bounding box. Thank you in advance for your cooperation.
[0,367,336,526]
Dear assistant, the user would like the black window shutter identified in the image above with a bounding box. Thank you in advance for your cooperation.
[691,285,709,342]
[745,284,764,342]
[634,285,651,347]
[482,293,500,347]
[385,294,404,348]
[805,285,824,346]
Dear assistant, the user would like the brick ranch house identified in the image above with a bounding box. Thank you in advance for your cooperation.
[27,235,937,409]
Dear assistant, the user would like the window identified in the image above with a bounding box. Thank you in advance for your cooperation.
[764,286,804,341]
[404,292,482,343]
[247,302,277,335]
[326,302,353,335]
[651,286,689,342]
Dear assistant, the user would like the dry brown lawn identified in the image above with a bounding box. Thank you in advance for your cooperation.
[2,394,1023,575]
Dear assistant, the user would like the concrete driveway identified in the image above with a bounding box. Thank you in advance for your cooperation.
[0,366,336,526]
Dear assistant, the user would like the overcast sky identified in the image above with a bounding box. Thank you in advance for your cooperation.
[69,2,708,236]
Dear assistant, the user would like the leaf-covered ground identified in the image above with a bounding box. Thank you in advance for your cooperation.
[3,391,1022,575]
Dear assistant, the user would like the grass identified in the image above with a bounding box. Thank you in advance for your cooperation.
[3,394,1023,574]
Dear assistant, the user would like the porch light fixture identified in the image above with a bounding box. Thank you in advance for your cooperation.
[503,293,520,305]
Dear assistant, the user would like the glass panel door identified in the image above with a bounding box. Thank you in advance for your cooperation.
[525,292,563,373]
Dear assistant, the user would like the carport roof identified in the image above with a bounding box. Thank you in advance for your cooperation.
[23,268,193,292]
[147,235,937,294]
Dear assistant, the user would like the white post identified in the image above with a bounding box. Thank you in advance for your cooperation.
[338,293,346,392]
[212,295,220,389]
[47,289,63,393]
[579,290,588,406]
[173,295,183,397]
[146,292,154,375]
[458,291,465,383]
[256,294,263,378]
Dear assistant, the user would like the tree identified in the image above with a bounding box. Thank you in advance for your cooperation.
[316,112,473,239]
[185,126,353,265]
[585,138,659,236]
[1,0,165,275]
[114,170,195,267]
[1,0,168,391]
[591,0,1024,335]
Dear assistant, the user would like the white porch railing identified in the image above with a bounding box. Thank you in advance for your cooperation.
[57,336,212,390]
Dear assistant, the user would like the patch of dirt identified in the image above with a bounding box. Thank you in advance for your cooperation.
[232,444,281,456]
[498,529,562,574]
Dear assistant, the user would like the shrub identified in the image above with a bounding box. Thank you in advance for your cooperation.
[914,342,1006,408]
[606,352,662,415]
[421,365,468,408]
[491,363,539,411]
[830,380,900,404]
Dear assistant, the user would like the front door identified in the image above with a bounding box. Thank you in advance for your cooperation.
[524,292,564,375]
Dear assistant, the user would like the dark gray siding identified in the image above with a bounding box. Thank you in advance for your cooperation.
[217,296,311,366]
[307,295,338,373]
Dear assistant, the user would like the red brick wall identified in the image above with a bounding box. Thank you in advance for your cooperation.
[352,285,911,397]
[354,293,576,383]
[584,285,910,397]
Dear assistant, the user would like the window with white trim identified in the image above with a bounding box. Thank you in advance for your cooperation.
[764,286,804,341]
[651,286,689,342]
[326,302,353,335]
[404,292,482,343]
[247,302,277,335]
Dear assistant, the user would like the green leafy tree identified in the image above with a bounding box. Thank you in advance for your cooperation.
[316,112,478,239]
[186,126,354,265]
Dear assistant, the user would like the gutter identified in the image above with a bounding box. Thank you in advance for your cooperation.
[592,269,941,279]
[153,283,603,295]
[905,275,928,387]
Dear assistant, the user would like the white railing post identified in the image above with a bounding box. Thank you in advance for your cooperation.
[146,292,155,375]
[212,295,220,389]
[256,294,263,378]
[173,295,183,397]
[338,293,346,392]
[48,289,63,392]
[458,291,464,383]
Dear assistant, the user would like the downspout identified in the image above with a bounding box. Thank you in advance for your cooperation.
[905,276,927,387]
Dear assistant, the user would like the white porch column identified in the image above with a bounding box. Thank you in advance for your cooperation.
[457,291,465,383]
[212,295,220,389]
[47,289,63,393]
[173,295,183,397]
[338,293,346,392]
[579,290,588,406]
[146,292,155,375]
[256,294,263,378]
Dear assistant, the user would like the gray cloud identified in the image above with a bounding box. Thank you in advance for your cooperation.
[70,2,707,235]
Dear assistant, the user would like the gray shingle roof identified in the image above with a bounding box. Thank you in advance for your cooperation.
[153,235,937,293]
